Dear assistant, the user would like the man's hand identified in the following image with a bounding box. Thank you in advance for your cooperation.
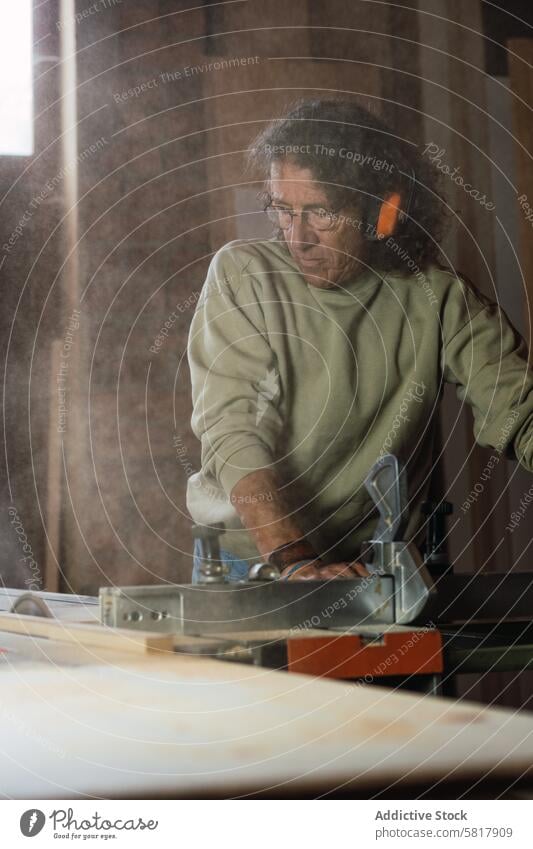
[230,470,370,581]
[280,559,370,581]
[230,469,307,556]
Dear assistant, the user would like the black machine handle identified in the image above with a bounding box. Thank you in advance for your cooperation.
[421,500,453,573]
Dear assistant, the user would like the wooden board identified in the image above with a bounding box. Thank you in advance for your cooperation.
[0,613,174,655]
[0,630,147,667]
[1,650,533,798]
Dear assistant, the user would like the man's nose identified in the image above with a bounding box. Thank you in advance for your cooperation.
[288,213,319,249]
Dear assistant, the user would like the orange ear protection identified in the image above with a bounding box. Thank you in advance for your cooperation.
[376,192,403,238]
[365,167,415,241]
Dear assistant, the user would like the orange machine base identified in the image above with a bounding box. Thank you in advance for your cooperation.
[287,629,443,679]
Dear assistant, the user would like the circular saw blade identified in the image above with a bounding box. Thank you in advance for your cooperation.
[10,593,53,618]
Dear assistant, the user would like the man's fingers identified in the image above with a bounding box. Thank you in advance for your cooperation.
[283,563,321,581]
[313,567,348,580]
[349,560,370,577]
[284,561,371,580]
[317,563,359,580]
[321,562,369,579]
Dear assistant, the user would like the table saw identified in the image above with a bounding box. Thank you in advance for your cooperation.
[1,454,532,798]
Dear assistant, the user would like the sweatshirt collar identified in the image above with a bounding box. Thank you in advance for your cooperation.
[273,240,383,299]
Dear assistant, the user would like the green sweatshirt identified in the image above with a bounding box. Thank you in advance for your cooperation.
[187,238,533,564]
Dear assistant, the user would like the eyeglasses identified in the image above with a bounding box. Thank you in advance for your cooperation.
[264,202,341,231]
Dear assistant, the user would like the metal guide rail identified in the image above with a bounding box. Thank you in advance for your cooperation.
[97,571,533,635]
[99,575,396,635]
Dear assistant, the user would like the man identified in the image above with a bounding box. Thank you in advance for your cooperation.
[187,99,533,582]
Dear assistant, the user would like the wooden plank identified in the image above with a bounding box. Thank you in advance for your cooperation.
[0,613,174,655]
[1,652,533,798]
[0,630,146,667]
[210,625,424,642]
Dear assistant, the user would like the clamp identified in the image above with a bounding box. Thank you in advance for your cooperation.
[362,454,435,623]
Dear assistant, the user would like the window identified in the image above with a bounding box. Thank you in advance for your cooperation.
[0,1,33,156]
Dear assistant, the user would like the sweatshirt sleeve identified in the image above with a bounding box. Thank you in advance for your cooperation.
[442,279,533,471]
[187,245,283,496]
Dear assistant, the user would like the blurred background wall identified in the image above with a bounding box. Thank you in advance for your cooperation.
[1,0,532,706]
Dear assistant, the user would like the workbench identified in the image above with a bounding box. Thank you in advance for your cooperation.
[1,587,533,798]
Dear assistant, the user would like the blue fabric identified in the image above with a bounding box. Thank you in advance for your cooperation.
[192,538,251,583]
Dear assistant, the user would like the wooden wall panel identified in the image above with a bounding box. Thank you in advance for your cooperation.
[509,38,533,352]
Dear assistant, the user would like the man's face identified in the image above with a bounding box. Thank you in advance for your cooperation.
[269,160,366,289]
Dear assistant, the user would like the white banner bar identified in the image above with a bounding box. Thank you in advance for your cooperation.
[1,799,532,848]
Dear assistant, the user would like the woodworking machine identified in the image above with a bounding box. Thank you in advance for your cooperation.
[98,454,533,637]
[2,454,533,688]
[99,455,437,634]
